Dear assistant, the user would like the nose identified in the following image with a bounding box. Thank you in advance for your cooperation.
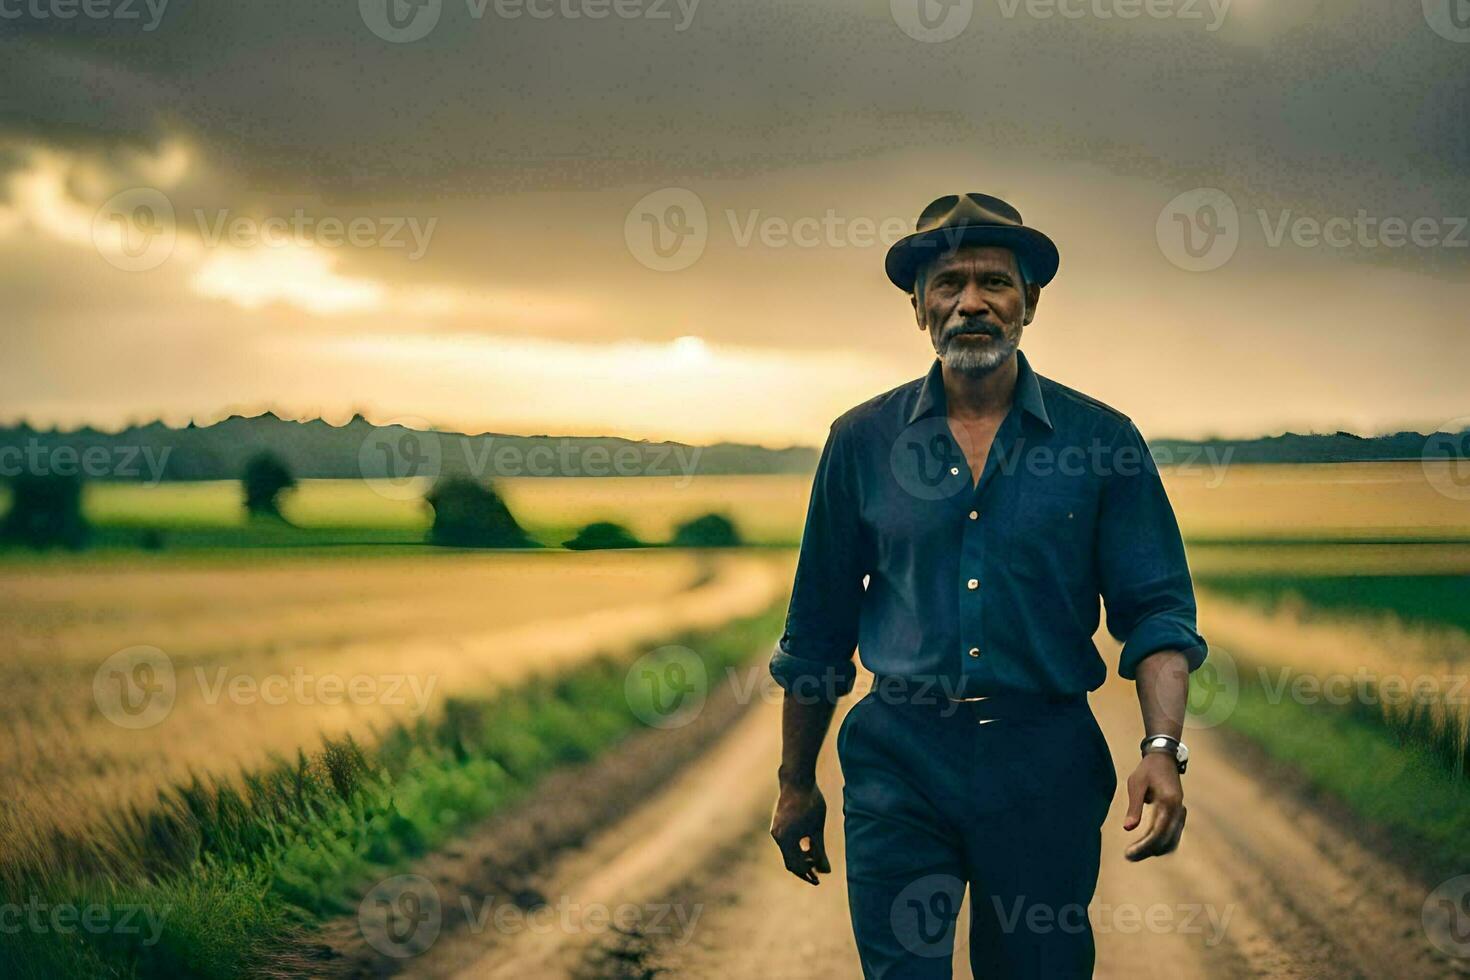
[954,277,991,319]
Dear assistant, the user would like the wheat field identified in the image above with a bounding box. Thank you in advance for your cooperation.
[0,550,793,860]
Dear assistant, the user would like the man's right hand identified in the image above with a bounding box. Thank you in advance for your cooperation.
[770,780,831,885]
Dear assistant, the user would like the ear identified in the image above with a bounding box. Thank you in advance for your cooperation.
[1022,282,1041,326]
[911,291,924,331]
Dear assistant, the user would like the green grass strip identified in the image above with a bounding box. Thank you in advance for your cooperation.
[1196,571,1470,636]
[1218,662,1470,879]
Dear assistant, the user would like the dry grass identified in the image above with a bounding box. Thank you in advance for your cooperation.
[1164,461,1469,540]
[0,550,793,862]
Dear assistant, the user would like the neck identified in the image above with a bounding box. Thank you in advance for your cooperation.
[941,351,1019,420]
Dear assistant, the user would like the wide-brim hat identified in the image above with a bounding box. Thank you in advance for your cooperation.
[885,192,1059,292]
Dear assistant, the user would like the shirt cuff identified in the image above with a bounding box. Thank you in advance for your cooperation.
[1117,615,1208,681]
[769,645,858,703]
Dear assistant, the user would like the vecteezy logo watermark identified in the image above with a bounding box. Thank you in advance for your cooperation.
[1423,0,1470,43]
[1158,187,1470,272]
[887,424,1236,501]
[1156,188,1241,273]
[1422,418,1470,502]
[359,0,443,42]
[624,187,708,272]
[0,0,170,31]
[889,417,977,501]
[93,646,177,730]
[0,440,172,484]
[0,897,170,946]
[628,195,1016,270]
[1184,645,1237,730]
[359,0,700,43]
[625,645,707,728]
[1423,874,1470,957]
[891,874,965,957]
[358,416,443,501]
[890,0,973,43]
[359,875,444,959]
[93,187,177,273]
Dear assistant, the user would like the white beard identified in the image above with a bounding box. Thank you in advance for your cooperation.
[938,332,1019,377]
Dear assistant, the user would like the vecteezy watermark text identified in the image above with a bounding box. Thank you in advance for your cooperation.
[1157,188,1469,272]
[92,188,439,272]
[889,0,1231,44]
[0,0,169,30]
[359,0,701,44]
[357,874,702,959]
[0,440,171,484]
[94,646,439,730]
[0,897,169,946]
[194,208,436,260]
[358,418,705,500]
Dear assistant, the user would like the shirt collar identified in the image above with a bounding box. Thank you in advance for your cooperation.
[906,348,1053,431]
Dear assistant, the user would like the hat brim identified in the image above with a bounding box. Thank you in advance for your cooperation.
[885,225,1059,293]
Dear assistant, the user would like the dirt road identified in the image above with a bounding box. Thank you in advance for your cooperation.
[393,631,1466,979]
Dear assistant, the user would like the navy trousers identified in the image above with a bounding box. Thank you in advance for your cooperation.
[837,686,1117,979]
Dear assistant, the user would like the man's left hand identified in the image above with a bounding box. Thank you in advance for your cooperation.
[1122,752,1186,861]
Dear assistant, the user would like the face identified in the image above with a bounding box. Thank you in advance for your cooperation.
[911,245,1041,377]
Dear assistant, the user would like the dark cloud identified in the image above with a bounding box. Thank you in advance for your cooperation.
[4,1,1465,217]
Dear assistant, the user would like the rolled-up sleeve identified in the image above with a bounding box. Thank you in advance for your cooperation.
[769,420,866,703]
[1097,420,1208,680]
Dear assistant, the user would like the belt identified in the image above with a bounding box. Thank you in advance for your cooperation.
[866,675,1087,722]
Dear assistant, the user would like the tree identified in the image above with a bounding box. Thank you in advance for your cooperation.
[670,512,741,548]
[0,473,90,550]
[424,477,536,548]
[242,451,296,521]
[563,521,642,550]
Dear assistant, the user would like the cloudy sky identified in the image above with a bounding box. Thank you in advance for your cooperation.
[2,0,1466,447]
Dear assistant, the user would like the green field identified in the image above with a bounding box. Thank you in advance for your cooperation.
[4,461,1468,565]
[1197,572,1470,636]
[0,476,812,560]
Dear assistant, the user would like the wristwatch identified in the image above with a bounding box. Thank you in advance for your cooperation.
[1139,734,1189,774]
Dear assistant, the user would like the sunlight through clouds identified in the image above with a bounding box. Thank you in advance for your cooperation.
[278,331,899,445]
[192,245,386,316]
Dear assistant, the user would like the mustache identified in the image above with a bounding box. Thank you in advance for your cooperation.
[940,319,1003,342]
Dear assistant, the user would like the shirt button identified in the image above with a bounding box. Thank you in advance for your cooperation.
[968,647,981,658]
[968,510,978,520]
[950,467,960,476]
[966,578,979,590]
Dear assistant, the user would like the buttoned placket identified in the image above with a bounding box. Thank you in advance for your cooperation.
[947,402,1026,695]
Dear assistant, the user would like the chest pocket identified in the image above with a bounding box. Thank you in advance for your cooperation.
[1011,485,1093,539]
[1004,485,1096,585]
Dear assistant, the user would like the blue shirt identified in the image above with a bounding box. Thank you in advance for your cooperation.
[769,350,1208,701]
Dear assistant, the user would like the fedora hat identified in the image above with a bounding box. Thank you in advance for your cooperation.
[885,192,1059,292]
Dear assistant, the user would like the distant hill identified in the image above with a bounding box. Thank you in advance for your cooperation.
[0,416,1462,483]
[0,415,818,482]
[1149,430,1467,465]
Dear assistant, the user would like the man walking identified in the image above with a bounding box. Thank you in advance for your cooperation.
[768,193,1207,978]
